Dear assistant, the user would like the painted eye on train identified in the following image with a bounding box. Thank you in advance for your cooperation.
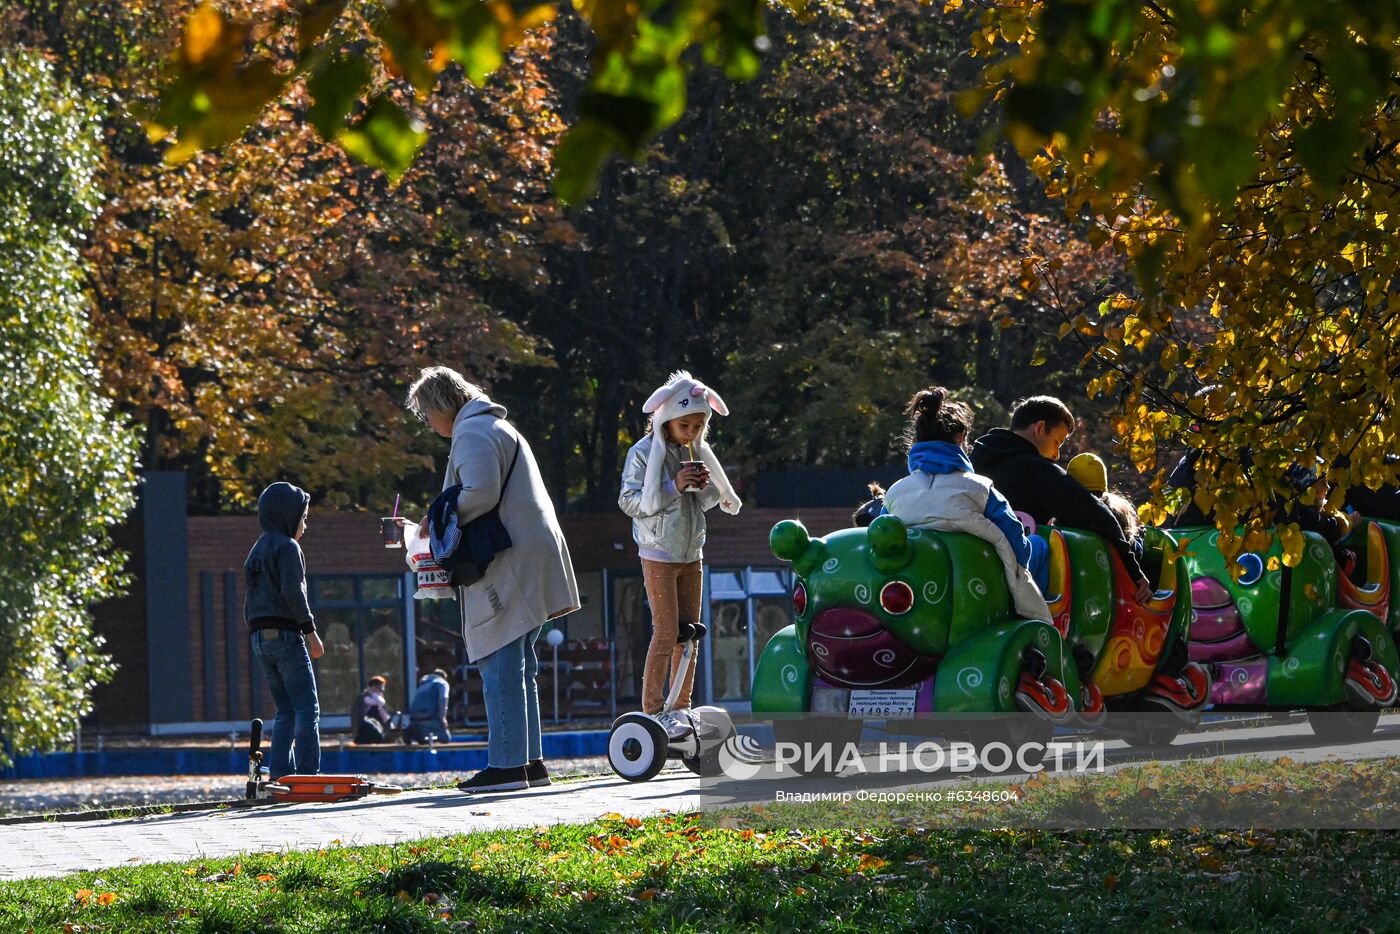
[1235,553,1265,586]
[880,580,914,615]
[792,581,808,616]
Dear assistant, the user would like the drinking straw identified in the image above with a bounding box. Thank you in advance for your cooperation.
[392,494,400,518]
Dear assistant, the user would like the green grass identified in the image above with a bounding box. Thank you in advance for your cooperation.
[1,759,1397,933]
[699,755,1400,830]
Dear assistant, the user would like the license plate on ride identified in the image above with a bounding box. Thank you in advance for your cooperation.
[847,689,918,719]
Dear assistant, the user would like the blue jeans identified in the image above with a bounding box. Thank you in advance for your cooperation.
[477,624,544,768]
[404,720,452,744]
[251,629,320,779]
[1028,534,1050,594]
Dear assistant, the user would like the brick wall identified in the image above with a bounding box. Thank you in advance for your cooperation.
[166,506,855,724]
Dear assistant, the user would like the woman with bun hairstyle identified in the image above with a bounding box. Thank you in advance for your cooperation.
[883,387,1051,622]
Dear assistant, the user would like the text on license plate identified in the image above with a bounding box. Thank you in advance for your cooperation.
[848,689,918,719]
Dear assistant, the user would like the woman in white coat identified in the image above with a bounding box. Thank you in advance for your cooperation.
[405,367,579,792]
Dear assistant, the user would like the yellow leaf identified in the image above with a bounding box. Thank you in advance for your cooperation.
[184,3,224,66]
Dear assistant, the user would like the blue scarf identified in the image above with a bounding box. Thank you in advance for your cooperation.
[908,440,974,476]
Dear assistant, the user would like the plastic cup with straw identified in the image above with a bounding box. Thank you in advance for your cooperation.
[681,441,703,492]
[382,494,403,548]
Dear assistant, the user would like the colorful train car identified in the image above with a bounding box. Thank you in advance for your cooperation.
[753,516,1212,751]
[1179,518,1400,739]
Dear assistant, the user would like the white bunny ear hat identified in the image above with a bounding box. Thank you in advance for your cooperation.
[640,370,742,516]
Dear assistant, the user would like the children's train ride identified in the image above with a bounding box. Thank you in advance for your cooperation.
[752,514,1399,752]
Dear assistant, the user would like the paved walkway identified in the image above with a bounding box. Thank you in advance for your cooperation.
[2,719,1395,879]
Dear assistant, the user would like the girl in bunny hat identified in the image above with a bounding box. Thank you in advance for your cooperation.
[618,370,741,737]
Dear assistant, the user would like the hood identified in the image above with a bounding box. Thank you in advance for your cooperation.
[969,427,1040,472]
[454,395,508,429]
[908,441,974,476]
[257,482,310,537]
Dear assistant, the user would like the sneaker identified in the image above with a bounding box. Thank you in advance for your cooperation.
[656,711,694,740]
[456,766,529,794]
[526,759,551,788]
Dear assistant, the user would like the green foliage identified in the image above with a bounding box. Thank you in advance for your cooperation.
[973,1,1400,561]
[0,51,138,766]
[151,0,768,198]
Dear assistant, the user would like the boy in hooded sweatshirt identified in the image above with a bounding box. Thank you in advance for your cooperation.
[244,481,324,779]
[884,388,1052,622]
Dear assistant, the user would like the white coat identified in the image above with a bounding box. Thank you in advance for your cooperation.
[445,397,580,661]
[884,470,1052,622]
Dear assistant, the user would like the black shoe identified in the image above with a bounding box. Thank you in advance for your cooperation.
[526,759,551,788]
[456,766,529,794]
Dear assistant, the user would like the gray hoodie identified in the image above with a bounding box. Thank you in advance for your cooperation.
[243,482,316,633]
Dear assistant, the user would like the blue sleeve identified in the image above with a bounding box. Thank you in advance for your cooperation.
[436,682,449,722]
[985,487,1031,567]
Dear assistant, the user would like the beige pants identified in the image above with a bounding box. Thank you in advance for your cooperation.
[640,559,703,714]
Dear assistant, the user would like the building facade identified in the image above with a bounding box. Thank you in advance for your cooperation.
[88,473,852,735]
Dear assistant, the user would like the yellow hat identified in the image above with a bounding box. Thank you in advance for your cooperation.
[1068,452,1108,494]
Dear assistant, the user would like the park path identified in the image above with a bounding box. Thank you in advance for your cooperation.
[1,718,1395,880]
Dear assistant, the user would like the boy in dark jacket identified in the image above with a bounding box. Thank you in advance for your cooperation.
[970,397,1152,603]
[244,481,324,779]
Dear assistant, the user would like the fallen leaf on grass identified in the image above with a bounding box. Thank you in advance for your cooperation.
[1201,871,1243,883]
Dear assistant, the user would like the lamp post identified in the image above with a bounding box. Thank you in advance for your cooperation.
[546,628,565,724]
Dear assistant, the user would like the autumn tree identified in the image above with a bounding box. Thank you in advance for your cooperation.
[969,0,1400,562]
[12,0,560,512]
[0,51,138,764]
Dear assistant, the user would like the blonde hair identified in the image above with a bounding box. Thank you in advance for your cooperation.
[1101,490,1141,544]
[405,366,482,422]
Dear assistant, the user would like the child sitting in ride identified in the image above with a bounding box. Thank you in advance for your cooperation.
[1068,452,1145,563]
[883,387,1052,623]
[851,482,886,528]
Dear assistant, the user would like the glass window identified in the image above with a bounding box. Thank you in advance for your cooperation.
[710,599,750,701]
[753,596,792,661]
[315,608,361,715]
[313,577,355,603]
[362,607,406,709]
[610,573,649,706]
[362,576,401,603]
[709,570,746,601]
[748,569,790,596]
[307,575,408,722]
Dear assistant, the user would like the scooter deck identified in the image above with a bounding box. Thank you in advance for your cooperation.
[263,774,403,802]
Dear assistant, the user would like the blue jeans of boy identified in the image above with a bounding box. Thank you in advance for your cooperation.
[477,623,544,768]
[251,629,321,778]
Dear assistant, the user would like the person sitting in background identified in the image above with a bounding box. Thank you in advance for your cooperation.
[352,675,395,744]
[852,482,886,527]
[404,669,453,744]
[1068,452,1144,563]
